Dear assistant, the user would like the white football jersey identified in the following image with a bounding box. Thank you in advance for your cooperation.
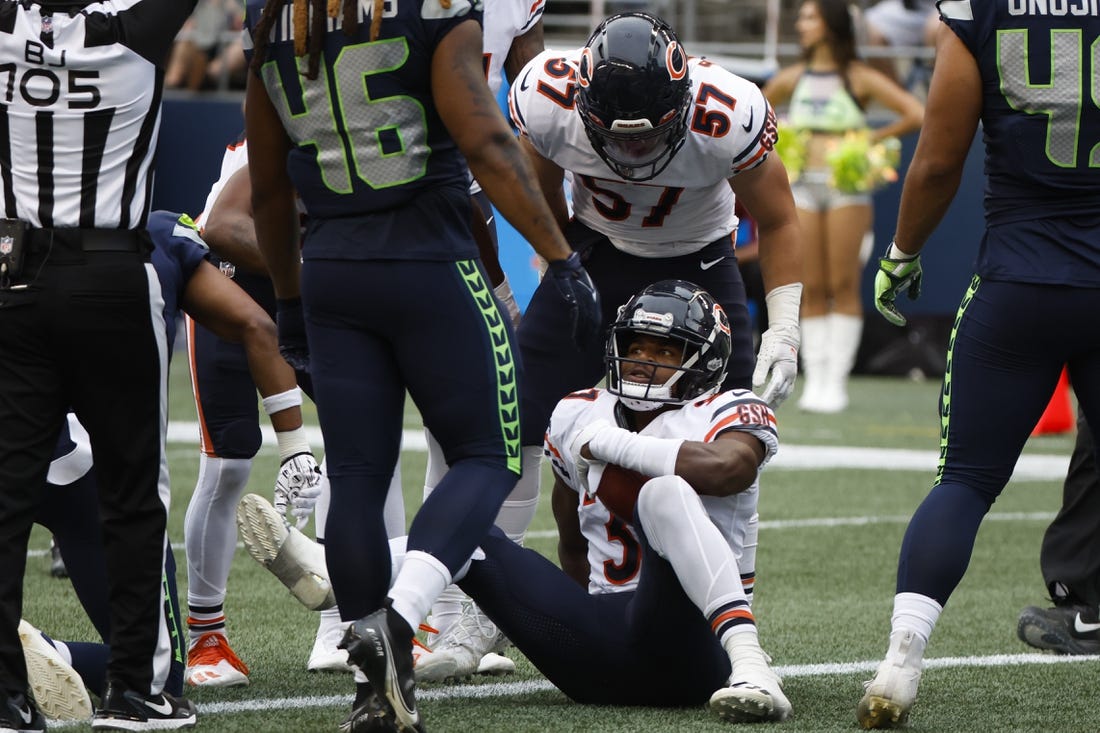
[197,139,249,226]
[509,51,778,257]
[544,388,778,595]
[483,0,545,96]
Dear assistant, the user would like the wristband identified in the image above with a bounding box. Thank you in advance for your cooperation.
[887,240,918,260]
[275,425,312,462]
[763,282,802,328]
[588,426,682,478]
[262,387,303,416]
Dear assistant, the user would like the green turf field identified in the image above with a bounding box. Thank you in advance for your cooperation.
[25,363,1091,732]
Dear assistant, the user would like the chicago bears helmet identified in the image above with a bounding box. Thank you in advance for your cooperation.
[606,280,731,411]
[575,12,693,182]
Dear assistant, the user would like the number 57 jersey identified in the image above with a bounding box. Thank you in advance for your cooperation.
[544,388,779,595]
[509,50,777,256]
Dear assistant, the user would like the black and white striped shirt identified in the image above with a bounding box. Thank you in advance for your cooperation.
[0,0,197,229]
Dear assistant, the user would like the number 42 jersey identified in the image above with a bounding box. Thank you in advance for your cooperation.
[543,388,779,595]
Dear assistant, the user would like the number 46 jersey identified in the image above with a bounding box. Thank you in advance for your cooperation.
[242,0,480,220]
[508,50,777,257]
[543,388,779,595]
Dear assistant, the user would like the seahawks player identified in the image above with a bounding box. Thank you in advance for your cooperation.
[859,1,1100,727]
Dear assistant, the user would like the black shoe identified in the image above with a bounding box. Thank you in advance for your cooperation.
[91,682,196,731]
[339,681,396,733]
[49,538,67,579]
[340,606,423,733]
[0,692,45,733]
[1017,604,1100,655]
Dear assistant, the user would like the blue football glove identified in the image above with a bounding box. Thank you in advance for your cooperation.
[276,297,310,372]
[874,245,923,327]
[547,252,602,352]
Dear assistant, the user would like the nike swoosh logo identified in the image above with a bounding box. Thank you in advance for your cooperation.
[383,635,420,726]
[18,706,32,724]
[1075,613,1100,634]
[485,215,494,227]
[519,70,532,92]
[144,696,174,716]
[742,106,755,133]
[700,257,725,270]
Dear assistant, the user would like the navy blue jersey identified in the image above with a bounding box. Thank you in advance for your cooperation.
[146,210,210,348]
[243,0,479,223]
[941,0,1100,284]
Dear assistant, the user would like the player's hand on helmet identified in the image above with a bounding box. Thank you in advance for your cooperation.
[567,419,610,497]
[547,252,602,352]
[274,451,322,530]
[276,297,310,372]
[874,242,923,327]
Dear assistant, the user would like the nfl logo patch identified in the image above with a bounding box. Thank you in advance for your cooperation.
[0,236,12,255]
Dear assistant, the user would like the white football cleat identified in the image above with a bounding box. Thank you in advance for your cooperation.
[414,602,513,683]
[18,619,92,721]
[185,632,250,688]
[236,492,335,611]
[308,611,353,673]
[709,632,792,723]
[857,630,924,729]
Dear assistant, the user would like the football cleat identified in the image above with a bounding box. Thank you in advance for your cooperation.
[309,613,354,673]
[0,692,46,733]
[236,492,336,611]
[1017,604,1100,655]
[185,633,249,688]
[340,606,424,733]
[91,682,196,731]
[413,602,514,683]
[857,630,924,729]
[339,681,394,733]
[709,633,791,723]
[48,538,68,579]
[18,619,92,722]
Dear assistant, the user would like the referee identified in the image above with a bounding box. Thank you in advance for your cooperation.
[0,1,198,730]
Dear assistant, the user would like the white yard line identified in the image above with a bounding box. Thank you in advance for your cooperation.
[166,422,1070,480]
[42,652,1100,727]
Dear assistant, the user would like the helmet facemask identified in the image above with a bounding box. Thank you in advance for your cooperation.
[576,13,693,182]
[605,280,732,412]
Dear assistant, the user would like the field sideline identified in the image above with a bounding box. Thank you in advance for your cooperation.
[23,371,1094,732]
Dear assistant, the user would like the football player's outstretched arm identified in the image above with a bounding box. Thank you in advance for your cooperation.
[181,259,302,434]
[245,72,301,300]
[432,20,571,265]
[730,153,802,297]
[551,477,590,588]
[893,25,980,256]
[202,165,270,276]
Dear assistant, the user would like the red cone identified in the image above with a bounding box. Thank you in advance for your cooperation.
[1032,366,1074,436]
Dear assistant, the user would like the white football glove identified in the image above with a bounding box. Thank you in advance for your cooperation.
[752,283,803,408]
[567,419,610,497]
[752,322,800,407]
[274,452,323,530]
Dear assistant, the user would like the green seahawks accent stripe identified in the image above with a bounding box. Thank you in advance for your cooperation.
[456,260,521,475]
[164,568,185,664]
[935,274,981,486]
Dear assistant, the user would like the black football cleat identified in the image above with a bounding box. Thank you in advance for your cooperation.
[340,605,424,733]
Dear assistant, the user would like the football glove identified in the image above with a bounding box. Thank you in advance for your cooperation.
[547,252,602,352]
[274,451,322,530]
[567,419,610,497]
[752,283,802,407]
[276,297,310,372]
[752,323,800,407]
[874,243,922,327]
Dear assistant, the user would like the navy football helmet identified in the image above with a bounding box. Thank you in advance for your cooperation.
[606,280,731,411]
[576,12,693,182]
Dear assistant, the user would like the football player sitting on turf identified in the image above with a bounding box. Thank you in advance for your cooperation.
[240,279,792,725]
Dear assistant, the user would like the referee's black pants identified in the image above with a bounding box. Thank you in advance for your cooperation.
[0,231,173,698]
